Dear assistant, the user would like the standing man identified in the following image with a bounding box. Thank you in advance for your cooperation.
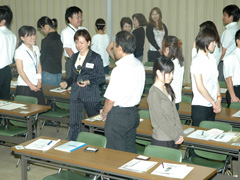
[223,29,240,107]
[61,6,87,80]
[0,5,16,100]
[101,31,145,153]
[219,4,240,81]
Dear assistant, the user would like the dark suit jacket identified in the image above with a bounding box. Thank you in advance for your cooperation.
[66,49,105,102]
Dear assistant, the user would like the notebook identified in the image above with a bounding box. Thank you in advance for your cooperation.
[54,141,86,152]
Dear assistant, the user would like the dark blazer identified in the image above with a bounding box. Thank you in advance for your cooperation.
[66,49,105,102]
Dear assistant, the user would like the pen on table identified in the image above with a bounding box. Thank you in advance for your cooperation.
[162,162,164,168]
[202,131,204,135]
[47,140,53,145]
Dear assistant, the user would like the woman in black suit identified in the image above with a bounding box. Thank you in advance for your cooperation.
[60,29,105,141]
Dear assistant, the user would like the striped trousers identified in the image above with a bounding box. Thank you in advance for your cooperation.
[69,99,100,141]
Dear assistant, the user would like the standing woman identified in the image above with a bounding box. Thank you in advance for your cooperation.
[91,18,110,74]
[148,56,184,149]
[15,26,45,105]
[106,17,132,61]
[192,21,222,65]
[146,7,168,62]
[191,28,221,127]
[132,13,147,61]
[163,36,184,110]
[37,16,63,86]
[60,29,105,141]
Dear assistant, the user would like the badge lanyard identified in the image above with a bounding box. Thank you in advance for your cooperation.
[26,50,38,73]
[68,25,76,32]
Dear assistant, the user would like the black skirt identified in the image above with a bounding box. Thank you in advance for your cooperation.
[15,86,45,105]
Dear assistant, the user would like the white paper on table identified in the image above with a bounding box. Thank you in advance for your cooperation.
[0,100,11,107]
[209,132,237,142]
[0,103,26,110]
[183,86,191,89]
[50,87,68,93]
[220,88,227,93]
[10,80,18,87]
[119,159,157,173]
[206,128,224,135]
[25,139,60,151]
[232,110,240,118]
[144,66,153,71]
[187,130,214,140]
[151,163,194,179]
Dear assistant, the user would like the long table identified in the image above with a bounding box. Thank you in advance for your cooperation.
[0,100,50,144]
[82,116,240,178]
[138,97,240,128]
[11,136,217,180]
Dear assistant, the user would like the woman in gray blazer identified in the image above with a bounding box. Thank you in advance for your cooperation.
[147,56,184,149]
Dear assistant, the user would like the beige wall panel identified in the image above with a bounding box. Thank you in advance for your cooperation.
[1,0,240,83]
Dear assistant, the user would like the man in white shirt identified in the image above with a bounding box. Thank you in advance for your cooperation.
[224,29,240,107]
[219,5,240,81]
[100,31,145,153]
[61,6,87,79]
[0,6,16,100]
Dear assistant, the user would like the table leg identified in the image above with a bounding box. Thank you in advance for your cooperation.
[27,116,32,140]
[21,155,28,180]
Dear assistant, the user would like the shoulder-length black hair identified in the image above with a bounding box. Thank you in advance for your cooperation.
[195,28,216,53]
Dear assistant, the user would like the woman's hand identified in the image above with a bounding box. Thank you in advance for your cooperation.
[60,82,68,89]
[77,80,90,87]
[175,136,184,144]
[213,99,222,113]
[158,48,163,55]
[29,84,38,91]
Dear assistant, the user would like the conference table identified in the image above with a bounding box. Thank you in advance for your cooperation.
[82,115,240,178]
[11,136,217,180]
[0,100,50,144]
[138,97,240,128]
[182,83,227,99]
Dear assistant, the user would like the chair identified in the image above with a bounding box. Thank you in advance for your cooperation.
[144,145,182,162]
[144,62,154,67]
[39,102,70,137]
[181,95,192,103]
[230,102,240,109]
[43,132,107,180]
[229,102,240,132]
[219,81,227,88]
[183,121,233,174]
[0,95,38,138]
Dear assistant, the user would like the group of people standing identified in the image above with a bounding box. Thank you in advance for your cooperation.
[0,3,240,154]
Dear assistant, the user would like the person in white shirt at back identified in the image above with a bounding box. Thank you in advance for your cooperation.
[91,18,110,74]
[162,36,184,111]
[0,5,16,100]
[219,5,240,81]
[61,6,87,80]
[223,29,240,107]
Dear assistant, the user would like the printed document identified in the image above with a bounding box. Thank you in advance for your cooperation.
[25,138,60,151]
[119,159,157,173]
[151,163,194,179]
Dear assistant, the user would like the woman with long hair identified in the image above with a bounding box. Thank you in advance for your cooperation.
[148,56,184,149]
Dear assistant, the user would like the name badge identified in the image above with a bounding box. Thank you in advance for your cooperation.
[86,63,94,69]
[34,74,42,79]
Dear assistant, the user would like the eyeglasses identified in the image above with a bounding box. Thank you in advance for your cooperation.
[72,15,83,20]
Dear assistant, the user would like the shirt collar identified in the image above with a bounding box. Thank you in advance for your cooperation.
[226,22,238,29]
[116,54,134,66]
[69,24,78,31]
[0,26,7,30]
[21,43,36,52]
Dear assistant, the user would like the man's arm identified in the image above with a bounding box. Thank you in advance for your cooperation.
[65,47,74,58]
[219,47,227,63]
[100,98,114,120]
[226,76,240,102]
